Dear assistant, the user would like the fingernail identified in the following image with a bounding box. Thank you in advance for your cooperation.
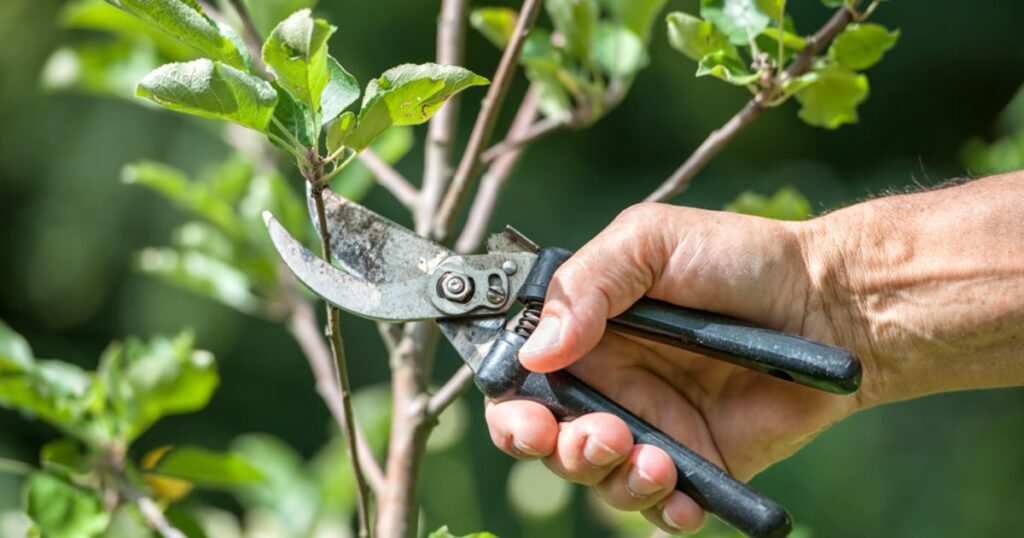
[583,437,621,467]
[519,316,562,358]
[627,467,663,497]
[512,438,544,458]
[662,505,687,532]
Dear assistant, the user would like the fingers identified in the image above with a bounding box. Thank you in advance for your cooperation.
[519,204,672,372]
[593,444,676,512]
[484,399,558,458]
[642,491,706,535]
[542,413,632,485]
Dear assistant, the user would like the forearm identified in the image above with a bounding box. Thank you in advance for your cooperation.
[804,172,1024,406]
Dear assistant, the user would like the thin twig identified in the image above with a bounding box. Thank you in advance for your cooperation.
[645,3,860,202]
[432,0,544,239]
[284,280,386,495]
[359,149,419,209]
[456,84,542,254]
[115,475,186,538]
[311,185,373,538]
[479,115,563,165]
[419,0,469,235]
[426,365,475,418]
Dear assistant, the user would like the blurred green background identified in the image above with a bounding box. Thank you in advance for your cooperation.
[2,0,1024,537]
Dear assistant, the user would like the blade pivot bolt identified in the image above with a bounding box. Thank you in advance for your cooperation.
[439,272,473,303]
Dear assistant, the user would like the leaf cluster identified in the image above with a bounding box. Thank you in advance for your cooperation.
[666,0,899,128]
[0,321,270,537]
[471,0,668,126]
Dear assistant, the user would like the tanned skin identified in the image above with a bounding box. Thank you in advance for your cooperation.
[483,173,1024,533]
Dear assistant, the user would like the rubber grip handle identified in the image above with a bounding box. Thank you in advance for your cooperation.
[475,331,792,538]
[608,298,861,394]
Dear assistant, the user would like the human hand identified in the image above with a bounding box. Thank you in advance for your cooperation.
[484,203,864,534]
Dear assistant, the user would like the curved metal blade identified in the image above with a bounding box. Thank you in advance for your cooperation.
[310,187,450,284]
[265,211,441,321]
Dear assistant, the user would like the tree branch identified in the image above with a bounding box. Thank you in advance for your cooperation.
[284,282,386,495]
[456,84,541,254]
[427,365,475,418]
[310,183,373,538]
[645,4,860,203]
[359,149,419,209]
[479,115,563,165]
[432,0,544,239]
[419,0,468,235]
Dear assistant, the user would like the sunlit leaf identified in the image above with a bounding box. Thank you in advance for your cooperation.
[470,7,518,49]
[0,320,33,372]
[269,84,314,149]
[593,23,648,78]
[137,59,278,132]
[123,161,243,238]
[700,0,772,46]
[725,186,813,220]
[320,56,360,126]
[136,248,261,313]
[325,111,356,156]
[546,0,599,63]
[666,12,734,62]
[61,0,194,59]
[40,439,91,479]
[100,332,218,441]
[696,50,759,85]
[261,9,335,112]
[24,473,109,538]
[793,67,869,128]
[111,0,249,69]
[829,23,900,71]
[41,42,161,99]
[346,63,488,151]
[144,445,263,488]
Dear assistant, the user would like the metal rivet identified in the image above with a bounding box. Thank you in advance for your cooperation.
[501,260,518,275]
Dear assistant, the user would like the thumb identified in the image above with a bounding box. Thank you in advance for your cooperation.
[518,205,669,372]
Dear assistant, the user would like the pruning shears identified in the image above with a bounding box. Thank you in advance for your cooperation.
[263,188,862,538]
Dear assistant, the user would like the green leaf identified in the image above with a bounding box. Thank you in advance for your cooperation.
[793,67,869,128]
[24,473,109,538]
[136,248,261,313]
[145,446,263,487]
[829,23,900,71]
[261,8,336,113]
[470,7,518,49]
[725,186,812,220]
[100,332,218,441]
[757,26,806,54]
[666,12,734,62]
[546,0,599,63]
[123,161,243,238]
[521,31,574,121]
[0,320,33,373]
[113,0,249,69]
[593,23,648,78]
[346,63,488,151]
[700,0,772,46]
[756,0,784,20]
[0,358,100,439]
[320,56,360,126]
[60,0,194,60]
[325,111,356,156]
[137,59,278,132]
[599,0,668,42]
[269,84,314,149]
[696,51,759,85]
[427,526,498,538]
[40,439,91,479]
[332,126,414,201]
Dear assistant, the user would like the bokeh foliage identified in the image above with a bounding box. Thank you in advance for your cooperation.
[0,0,1023,537]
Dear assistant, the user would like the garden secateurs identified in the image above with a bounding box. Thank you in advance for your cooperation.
[263,188,862,538]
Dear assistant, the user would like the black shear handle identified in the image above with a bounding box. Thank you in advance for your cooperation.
[609,298,861,394]
[476,332,792,538]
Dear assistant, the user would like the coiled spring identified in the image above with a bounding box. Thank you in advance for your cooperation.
[514,300,543,337]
